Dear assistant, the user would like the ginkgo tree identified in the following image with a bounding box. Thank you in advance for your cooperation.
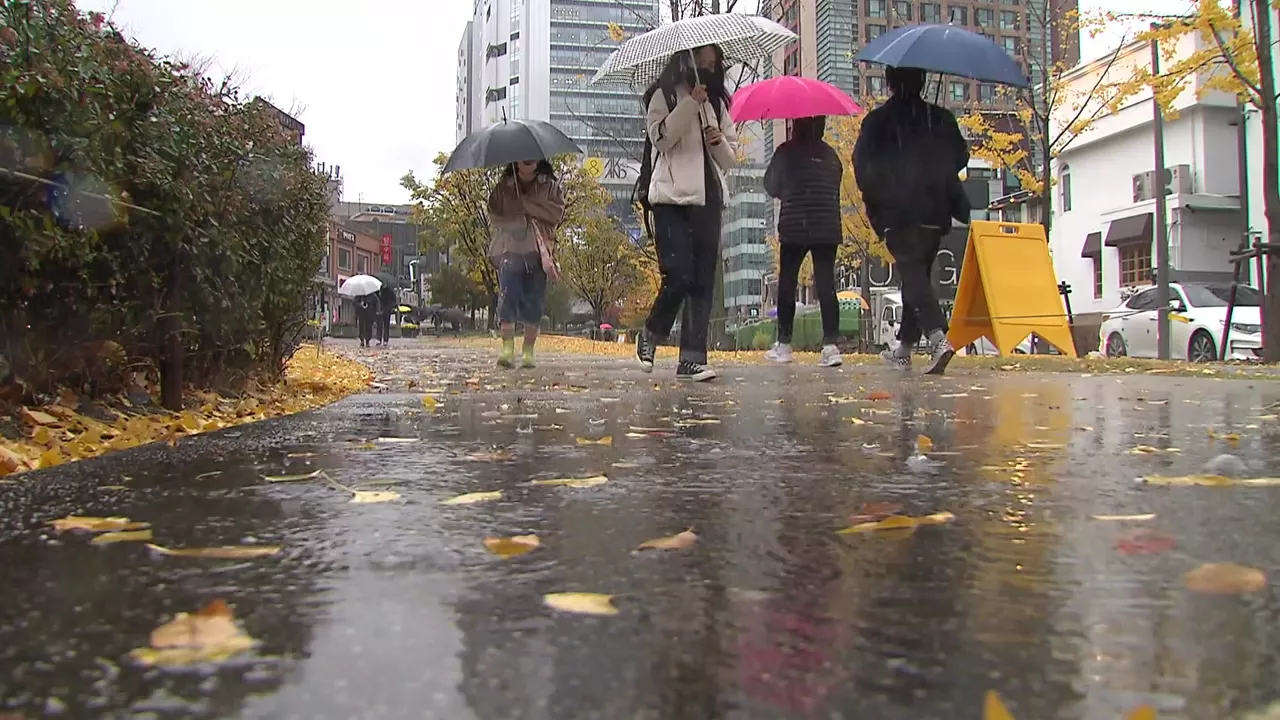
[1130,0,1278,358]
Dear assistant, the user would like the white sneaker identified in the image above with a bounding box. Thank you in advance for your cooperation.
[923,332,956,375]
[819,344,843,367]
[764,342,794,364]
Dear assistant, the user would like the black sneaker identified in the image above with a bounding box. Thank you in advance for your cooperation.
[635,328,656,372]
[923,333,955,376]
[676,361,717,382]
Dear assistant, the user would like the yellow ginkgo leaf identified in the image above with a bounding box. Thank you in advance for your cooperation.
[350,490,401,504]
[91,529,153,544]
[636,529,697,551]
[441,490,503,505]
[1183,562,1267,594]
[1139,474,1280,486]
[530,475,608,488]
[984,691,1014,720]
[422,395,440,410]
[916,435,933,453]
[544,592,618,616]
[129,599,256,668]
[575,436,613,446]
[38,449,61,468]
[837,511,955,535]
[483,535,541,558]
[1091,513,1156,521]
[146,544,282,559]
[262,470,322,483]
[50,515,150,533]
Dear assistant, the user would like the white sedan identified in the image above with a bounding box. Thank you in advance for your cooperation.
[1099,282,1261,362]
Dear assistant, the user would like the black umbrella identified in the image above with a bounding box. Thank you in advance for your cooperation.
[443,119,583,173]
[372,271,399,290]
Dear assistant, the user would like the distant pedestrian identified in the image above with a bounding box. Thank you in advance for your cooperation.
[356,294,378,348]
[376,285,395,346]
[762,116,844,368]
[633,44,739,383]
[488,158,565,369]
[853,66,969,375]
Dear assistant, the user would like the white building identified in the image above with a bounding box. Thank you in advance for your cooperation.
[1242,0,1277,251]
[1048,32,1246,323]
[456,21,476,144]
[459,0,658,221]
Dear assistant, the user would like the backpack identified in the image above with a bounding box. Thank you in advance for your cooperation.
[633,90,722,239]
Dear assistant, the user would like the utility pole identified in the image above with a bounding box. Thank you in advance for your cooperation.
[1254,0,1280,361]
[1233,0,1252,288]
[1151,25,1172,360]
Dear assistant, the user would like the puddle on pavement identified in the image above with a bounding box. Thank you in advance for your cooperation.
[2,358,1280,719]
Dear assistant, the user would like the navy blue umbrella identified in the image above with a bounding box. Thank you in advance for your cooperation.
[854,23,1029,88]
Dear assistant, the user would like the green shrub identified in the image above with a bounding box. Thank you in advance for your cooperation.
[0,0,330,399]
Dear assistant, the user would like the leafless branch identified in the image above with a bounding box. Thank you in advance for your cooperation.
[1050,33,1129,154]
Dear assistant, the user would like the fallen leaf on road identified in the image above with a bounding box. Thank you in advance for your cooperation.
[530,475,608,488]
[848,502,904,524]
[91,529,153,544]
[837,511,954,535]
[375,437,417,444]
[1128,445,1181,455]
[483,535,540,558]
[676,418,721,426]
[1139,474,1280,486]
[129,599,256,667]
[1114,529,1176,555]
[984,691,1014,720]
[866,390,893,401]
[544,592,618,616]
[466,449,513,462]
[147,544,282,559]
[636,529,697,551]
[576,436,613,446]
[1092,513,1156,521]
[49,515,150,533]
[262,470,323,483]
[849,417,868,425]
[611,461,640,468]
[422,395,440,410]
[1183,562,1267,594]
[441,490,503,505]
[286,452,318,459]
[350,490,401,504]
[916,435,933,453]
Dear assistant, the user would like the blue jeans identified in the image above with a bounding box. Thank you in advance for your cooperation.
[497,254,547,326]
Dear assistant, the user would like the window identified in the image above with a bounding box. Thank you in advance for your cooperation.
[978,83,995,102]
[976,8,994,27]
[893,1,913,20]
[948,5,968,24]
[1002,36,1021,55]
[338,248,352,271]
[357,255,368,274]
[1119,244,1153,287]
[1059,164,1072,212]
[1093,257,1102,298]
[921,3,942,22]
[866,23,887,40]
[486,42,507,59]
[868,75,886,95]
[949,81,970,102]
[849,76,861,97]
[485,86,507,103]
[867,0,887,18]
[1000,10,1020,29]
[1181,283,1261,307]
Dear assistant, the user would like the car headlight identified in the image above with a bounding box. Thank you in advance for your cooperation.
[1231,322,1261,334]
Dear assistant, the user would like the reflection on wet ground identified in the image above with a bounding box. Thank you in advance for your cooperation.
[3,340,1280,719]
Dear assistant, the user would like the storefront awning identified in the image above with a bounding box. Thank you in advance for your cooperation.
[1080,231,1102,258]
[1104,213,1152,247]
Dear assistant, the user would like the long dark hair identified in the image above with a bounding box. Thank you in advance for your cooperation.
[502,159,556,181]
[641,45,732,117]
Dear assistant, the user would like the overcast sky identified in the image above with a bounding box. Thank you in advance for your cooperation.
[76,0,1181,205]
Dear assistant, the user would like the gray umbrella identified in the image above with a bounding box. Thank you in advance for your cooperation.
[443,119,583,173]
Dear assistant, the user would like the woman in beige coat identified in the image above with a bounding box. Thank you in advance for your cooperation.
[488,159,565,368]
[632,45,739,382]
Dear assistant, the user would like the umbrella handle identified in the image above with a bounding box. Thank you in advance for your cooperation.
[688,48,709,128]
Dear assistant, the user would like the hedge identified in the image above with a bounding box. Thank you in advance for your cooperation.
[0,0,330,408]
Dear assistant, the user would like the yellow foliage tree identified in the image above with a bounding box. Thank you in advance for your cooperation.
[557,210,648,326]
[827,113,891,272]
[958,10,1144,234]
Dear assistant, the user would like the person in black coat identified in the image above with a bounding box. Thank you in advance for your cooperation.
[762,116,845,368]
[853,66,969,376]
[375,286,396,346]
[356,293,378,348]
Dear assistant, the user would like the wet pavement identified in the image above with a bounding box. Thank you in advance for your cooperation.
[3,338,1280,719]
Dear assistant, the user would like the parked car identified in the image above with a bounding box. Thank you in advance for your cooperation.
[1098,282,1261,362]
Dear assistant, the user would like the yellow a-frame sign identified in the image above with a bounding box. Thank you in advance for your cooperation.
[948,221,1077,358]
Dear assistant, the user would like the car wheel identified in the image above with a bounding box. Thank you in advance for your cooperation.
[1188,330,1217,363]
[1105,333,1127,358]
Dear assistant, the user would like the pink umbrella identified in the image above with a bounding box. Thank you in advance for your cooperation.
[730,76,863,123]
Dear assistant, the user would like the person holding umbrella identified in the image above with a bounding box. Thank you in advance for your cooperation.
[356,292,379,348]
[488,159,565,369]
[375,284,396,347]
[631,45,739,383]
[854,66,969,376]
